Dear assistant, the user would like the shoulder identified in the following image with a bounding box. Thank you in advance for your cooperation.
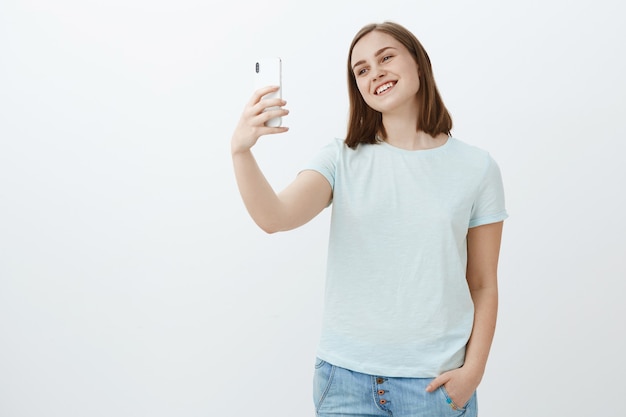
[317,137,347,153]
[317,137,373,158]
[448,137,500,171]
[448,137,490,159]
[301,138,348,184]
[307,137,343,160]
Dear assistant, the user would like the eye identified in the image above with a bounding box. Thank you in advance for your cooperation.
[356,67,368,76]
[382,55,393,62]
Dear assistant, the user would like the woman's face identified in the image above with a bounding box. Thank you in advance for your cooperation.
[350,31,420,115]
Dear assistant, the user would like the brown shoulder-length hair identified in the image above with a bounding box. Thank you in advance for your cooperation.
[345,21,452,149]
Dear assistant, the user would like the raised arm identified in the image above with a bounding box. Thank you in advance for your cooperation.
[231,86,332,234]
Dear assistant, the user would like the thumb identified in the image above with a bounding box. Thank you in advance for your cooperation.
[425,373,450,392]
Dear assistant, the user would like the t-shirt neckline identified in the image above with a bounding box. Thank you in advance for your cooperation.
[378,136,454,155]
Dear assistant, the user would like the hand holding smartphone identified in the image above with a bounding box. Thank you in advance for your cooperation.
[254,57,283,127]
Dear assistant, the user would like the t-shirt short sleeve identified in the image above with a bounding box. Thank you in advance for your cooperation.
[469,155,509,228]
[299,138,342,190]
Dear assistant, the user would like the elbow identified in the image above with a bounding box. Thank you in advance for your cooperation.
[260,225,280,234]
[258,219,298,234]
[252,209,295,234]
[256,219,284,234]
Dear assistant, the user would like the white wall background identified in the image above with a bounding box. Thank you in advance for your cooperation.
[1,0,624,416]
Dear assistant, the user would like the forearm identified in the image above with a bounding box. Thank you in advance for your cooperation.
[463,285,498,380]
[231,150,286,233]
[426,223,502,404]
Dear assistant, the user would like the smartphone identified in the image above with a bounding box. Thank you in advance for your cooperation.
[254,57,282,127]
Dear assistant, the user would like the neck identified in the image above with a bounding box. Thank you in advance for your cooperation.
[381,113,448,151]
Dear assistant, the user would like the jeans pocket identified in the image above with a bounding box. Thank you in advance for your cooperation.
[440,385,468,413]
[312,358,336,412]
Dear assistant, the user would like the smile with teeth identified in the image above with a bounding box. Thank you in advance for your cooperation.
[375,81,396,95]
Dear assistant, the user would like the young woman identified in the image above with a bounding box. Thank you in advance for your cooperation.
[231,21,507,417]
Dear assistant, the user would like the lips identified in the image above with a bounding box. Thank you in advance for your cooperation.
[374,81,396,95]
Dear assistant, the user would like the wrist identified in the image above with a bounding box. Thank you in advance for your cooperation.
[231,141,253,157]
[460,362,485,383]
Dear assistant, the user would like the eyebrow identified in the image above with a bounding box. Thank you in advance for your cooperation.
[352,46,397,71]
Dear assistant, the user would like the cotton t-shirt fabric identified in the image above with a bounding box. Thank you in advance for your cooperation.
[301,137,508,378]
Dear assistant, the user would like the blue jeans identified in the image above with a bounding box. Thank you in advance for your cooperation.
[313,358,477,417]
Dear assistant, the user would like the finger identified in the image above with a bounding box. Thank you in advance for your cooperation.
[251,109,288,129]
[254,126,289,138]
[250,85,281,104]
[264,126,289,134]
[242,101,285,124]
[425,374,449,392]
[253,99,287,116]
[259,107,289,122]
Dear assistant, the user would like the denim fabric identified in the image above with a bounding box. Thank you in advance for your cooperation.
[313,358,477,417]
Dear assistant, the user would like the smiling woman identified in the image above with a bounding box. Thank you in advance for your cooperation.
[346,22,452,150]
[230,20,507,417]
[1,0,625,416]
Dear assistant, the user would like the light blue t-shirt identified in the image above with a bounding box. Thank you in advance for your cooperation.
[302,137,508,377]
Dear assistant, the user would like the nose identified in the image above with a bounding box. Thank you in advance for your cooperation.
[371,64,386,81]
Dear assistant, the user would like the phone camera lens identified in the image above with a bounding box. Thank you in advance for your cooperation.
[255,62,259,73]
